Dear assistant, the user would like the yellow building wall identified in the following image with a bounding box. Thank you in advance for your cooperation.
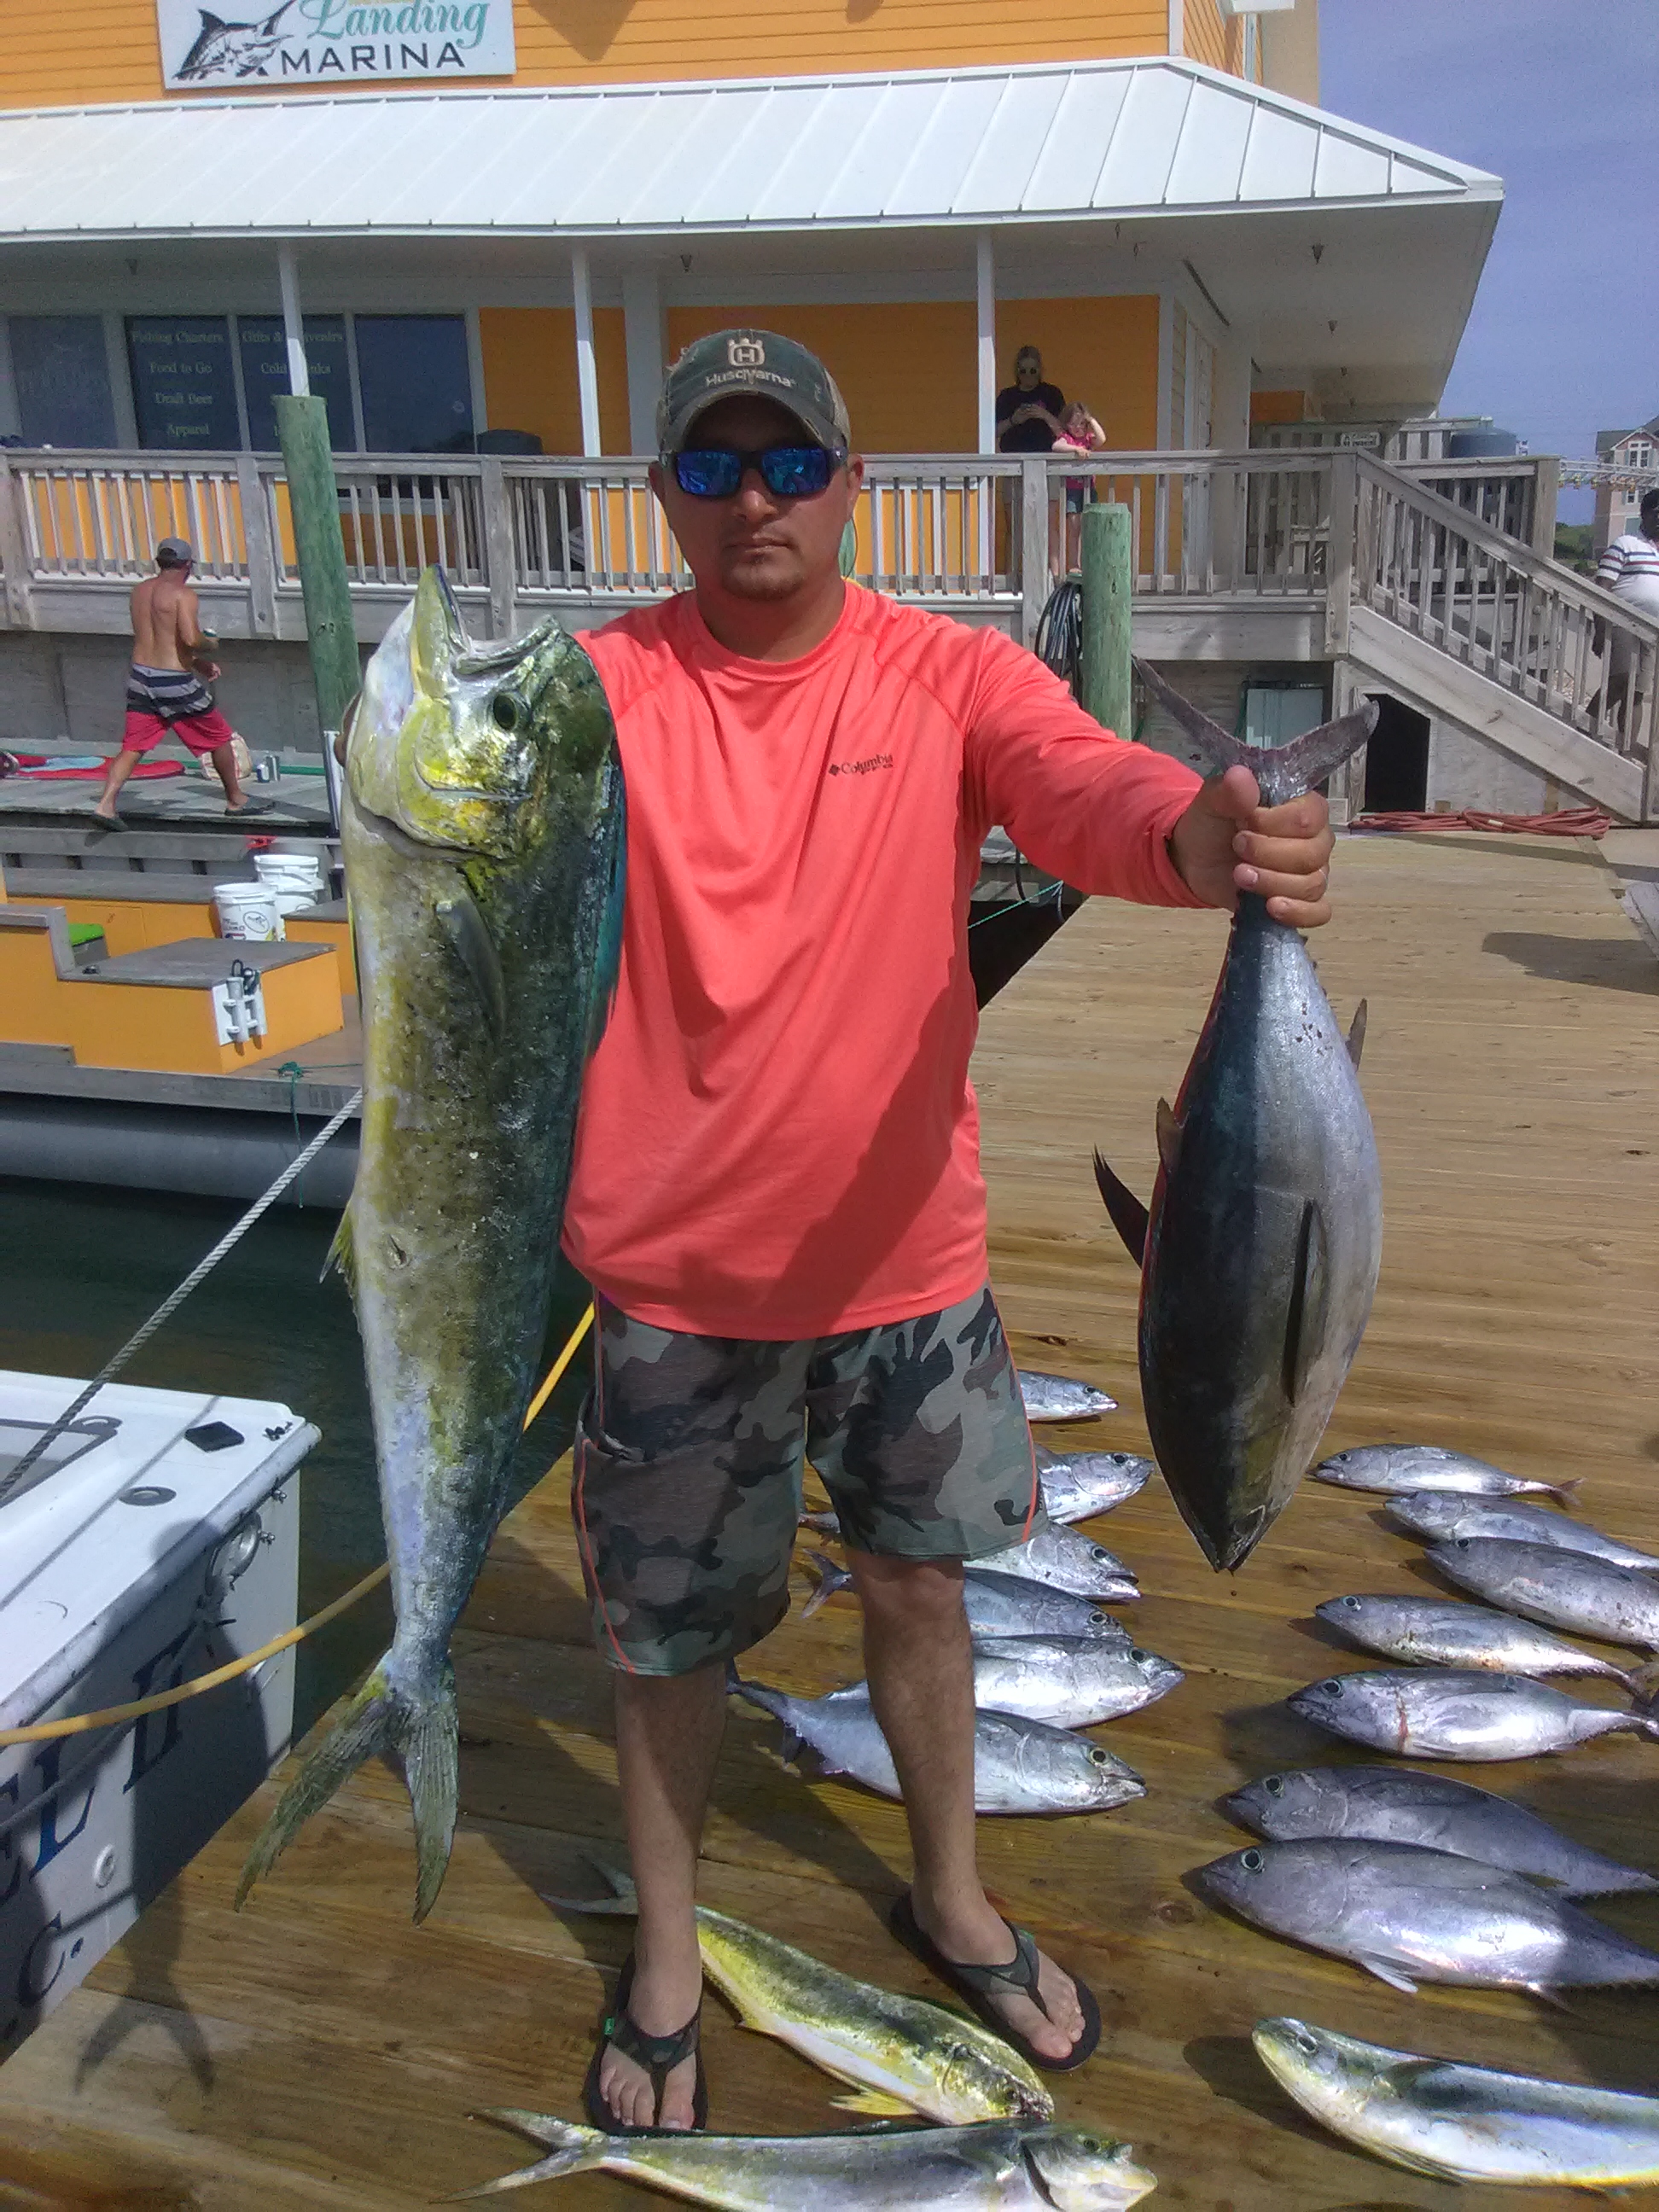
[666,304,977,456]
[1180,0,1237,74]
[993,296,1160,450]
[1251,388,1317,426]
[480,307,629,454]
[2,0,1179,110]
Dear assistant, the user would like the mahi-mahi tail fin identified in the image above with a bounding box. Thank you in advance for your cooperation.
[236,1653,457,1922]
[1091,1150,1149,1268]
[321,1202,358,1301]
[539,1857,640,1917]
[456,2115,605,2197]
[1134,658,1378,806]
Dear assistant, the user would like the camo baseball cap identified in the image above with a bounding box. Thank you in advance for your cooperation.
[656,329,851,458]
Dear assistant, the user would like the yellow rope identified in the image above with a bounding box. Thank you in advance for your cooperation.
[0,1301,597,1750]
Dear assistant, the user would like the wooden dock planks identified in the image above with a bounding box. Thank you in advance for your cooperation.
[3,829,1657,2209]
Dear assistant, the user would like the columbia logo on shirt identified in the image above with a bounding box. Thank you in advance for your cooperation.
[828,753,893,778]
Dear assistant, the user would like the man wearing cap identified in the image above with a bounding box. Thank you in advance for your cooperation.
[565,331,1336,2133]
[94,538,263,821]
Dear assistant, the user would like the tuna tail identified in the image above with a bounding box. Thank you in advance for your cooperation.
[800,1549,853,1620]
[236,1654,457,1922]
[539,1856,640,1918]
[1091,1150,1149,1267]
[1550,1477,1586,1505]
[1134,657,1378,806]
[1626,1661,1659,1715]
[456,2114,605,2197]
[726,1663,803,1761]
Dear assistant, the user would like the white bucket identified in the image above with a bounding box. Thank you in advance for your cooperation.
[271,890,317,920]
[253,853,324,899]
[214,882,284,941]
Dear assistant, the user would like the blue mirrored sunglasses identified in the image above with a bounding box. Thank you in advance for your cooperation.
[671,445,841,500]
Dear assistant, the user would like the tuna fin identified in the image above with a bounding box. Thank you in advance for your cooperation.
[436,888,507,1036]
[1133,657,1378,806]
[830,2089,920,2117]
[455,2114,605,2197]
[1155,1098,1182,1176]
[236,1655,457,1923]
[410,566,464,696]
[1355,1955,1417,1994]
[322,1204,358,1303]
[1551,1477,1586,1505]
[800,1550,852,1621]
[1281,1200,1329,1406]
[538,1855,640,1917]
[1092,1150,1149,1267]
[1345,998,1368,1069]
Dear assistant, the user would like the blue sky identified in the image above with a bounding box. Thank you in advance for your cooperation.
[1321,0,1656,514]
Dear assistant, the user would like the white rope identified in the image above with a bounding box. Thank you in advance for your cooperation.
[0,1089,362,1505]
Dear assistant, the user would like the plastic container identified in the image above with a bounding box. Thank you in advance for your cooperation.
[253,854,323,905]
[214,882,283,941]
[270,891,317,920]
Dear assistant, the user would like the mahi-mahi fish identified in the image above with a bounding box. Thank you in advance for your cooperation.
[543,1860,1052,2125]
[1255,2017,1659,2189]
[1092,662,1381,1572]
[464,2115,1157,2207]
[237,569,624,1920]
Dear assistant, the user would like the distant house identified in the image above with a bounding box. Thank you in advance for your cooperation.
[1594,414,1659,550]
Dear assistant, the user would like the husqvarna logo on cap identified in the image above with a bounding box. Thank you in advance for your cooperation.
[656,328,853,459]
[727,337,766,368]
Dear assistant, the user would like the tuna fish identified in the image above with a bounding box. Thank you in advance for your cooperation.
[1034,1447,1154,1522]
[543,1862,1053,2126]
[1225,1766,1659,1895]
[1313,1592,1646,1691]
[237,571,625,1920]
[1386,1493,1659,1570]
[800,1553,1132,1644]
[1431,1539,1659,1654]
[974,1526,1141,1601]
[465,2115,1157,2208]
[1315,1443,1580,1501]
[1254,2017,1659,2189]
[1092,663,1381,1572]
[1194,1837,1659,1995]
[1018,1371,1118,1422]
[731,1673,1144,1815]
[965,1635,1184,1728]
[1288,1668,1659,1761]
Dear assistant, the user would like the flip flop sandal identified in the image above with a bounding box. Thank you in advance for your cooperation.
[888,1890,1101,2075]
[582,1951,709,2136]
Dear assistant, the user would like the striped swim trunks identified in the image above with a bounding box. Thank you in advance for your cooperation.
[123,663,233,756]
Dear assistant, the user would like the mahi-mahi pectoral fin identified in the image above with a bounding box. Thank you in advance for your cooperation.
[436,888,507,1036]
[1155,1098,1182,1176]
[1092,1150,1150,1269]
[830,2089,922,2117]
[410,565,464,696]
[1281,1199,1330,1406]
[323,1204,358,1305]
[1346,998,1369,1070]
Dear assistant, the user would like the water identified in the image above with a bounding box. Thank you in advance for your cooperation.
[0,1175,592,1733]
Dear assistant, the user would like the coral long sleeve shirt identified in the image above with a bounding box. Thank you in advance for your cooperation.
[565,584,1203,1340]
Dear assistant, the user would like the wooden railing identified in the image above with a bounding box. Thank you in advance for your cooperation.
[1348,451,1658,781]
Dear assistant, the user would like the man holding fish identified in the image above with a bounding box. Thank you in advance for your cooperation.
[558,331,1340,2132]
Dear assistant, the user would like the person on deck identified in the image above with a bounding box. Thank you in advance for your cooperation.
[1594,487,1659,734]
[94,537,266,823]
[994,347,1067,582]
[565,330,1336,2135]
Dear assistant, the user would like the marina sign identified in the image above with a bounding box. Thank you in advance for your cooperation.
[157,0,516,91]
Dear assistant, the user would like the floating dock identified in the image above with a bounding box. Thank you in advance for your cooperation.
[2,830,1656,2208]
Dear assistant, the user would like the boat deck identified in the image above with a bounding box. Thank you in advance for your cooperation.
[4,830,1658,2209]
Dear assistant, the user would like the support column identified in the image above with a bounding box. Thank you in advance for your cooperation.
[975,233,996,456]
[622,270,664,456]
[572,247,602,458]
[1081,503,1135,743]
[1211,333,1253,588]
[102,311,139,447]
[277,243,309,398]
[0,318,19,441]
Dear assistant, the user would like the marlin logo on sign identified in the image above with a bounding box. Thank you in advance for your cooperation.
[176,0,294,77]
[727,338,766,368]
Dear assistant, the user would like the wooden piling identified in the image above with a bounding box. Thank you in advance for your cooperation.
[1080,499,1134,741]
[275,394,359,813]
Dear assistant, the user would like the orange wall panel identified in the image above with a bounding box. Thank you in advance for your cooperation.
[1180,0,1231,73]
[1251,388,1316,426]
[3,0,1177,109]
[481,306,628,454]
[666,303,977,455]
[992,296,1160,450]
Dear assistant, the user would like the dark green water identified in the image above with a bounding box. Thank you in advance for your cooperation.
[0,1175,592,1733]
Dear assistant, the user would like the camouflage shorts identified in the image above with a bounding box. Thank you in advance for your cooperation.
[571,1284,1044,1676]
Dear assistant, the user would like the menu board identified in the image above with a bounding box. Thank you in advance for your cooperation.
[126,316,240,451]
[237,315,352,451]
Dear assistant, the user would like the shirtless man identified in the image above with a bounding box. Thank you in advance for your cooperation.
[95,537,265,821]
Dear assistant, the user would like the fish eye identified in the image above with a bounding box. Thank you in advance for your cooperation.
[1241,1848,1264,1871]
[1090,1546,1109,1562]
[1088,1610,1107,1627]
[1341,1596,1362,1610]
[1324,1678,1342,1695]
[1079,2137,1100,2152]
[491,688,527,732]
[1088,1746,1110,1765]
[1455,1538,1472,1551]
[1131,1649,1150,1663]
[1265,1774,1285,1796]
[1292,2029,1318,2055]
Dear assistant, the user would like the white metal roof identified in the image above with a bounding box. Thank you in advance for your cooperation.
[0,57,1500,242]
